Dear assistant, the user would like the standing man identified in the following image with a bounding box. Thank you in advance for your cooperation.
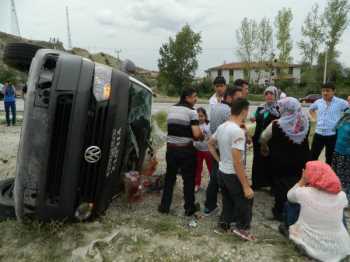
[209,76,227,110]
[234,79,249,98]
[159,88,204,216]
[234,79,250,165]
[204,87,242,216]
[208,98,255,240]
[2,81,16,126]
[310,83,349,165]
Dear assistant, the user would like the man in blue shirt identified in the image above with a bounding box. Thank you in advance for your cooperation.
[2,81,16,126]
[309,83,349,164]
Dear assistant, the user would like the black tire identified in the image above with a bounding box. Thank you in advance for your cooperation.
[3,43,43,72]
[0,178,16,220]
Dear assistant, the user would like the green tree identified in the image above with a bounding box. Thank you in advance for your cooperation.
[0,67,18,84]
[236,18,259,81]
[275,8,293,64]
[298,4,325,67]
[323,0,350,80]
[257,18,273,61]
[157,24,202,96]
[255,18,274,83]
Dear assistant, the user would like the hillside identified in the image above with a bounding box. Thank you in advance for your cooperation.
[0,31,158,88]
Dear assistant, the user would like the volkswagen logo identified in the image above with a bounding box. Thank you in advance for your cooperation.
[84,146,101,163]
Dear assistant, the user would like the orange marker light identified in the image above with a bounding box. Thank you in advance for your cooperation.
[103,83,111,99]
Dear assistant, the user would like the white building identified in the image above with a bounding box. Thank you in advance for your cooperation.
[206,62,302,85]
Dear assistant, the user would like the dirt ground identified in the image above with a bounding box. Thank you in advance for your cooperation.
[0,122,348,262]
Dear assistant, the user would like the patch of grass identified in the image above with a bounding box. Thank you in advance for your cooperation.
[153,111,167,132]
[143,216,176,234]
[247,94,264,101]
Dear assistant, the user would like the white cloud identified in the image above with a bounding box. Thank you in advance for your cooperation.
[96,9,116,26]
[95,0,212,33]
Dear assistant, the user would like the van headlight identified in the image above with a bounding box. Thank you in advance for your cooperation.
[93,63,112,101]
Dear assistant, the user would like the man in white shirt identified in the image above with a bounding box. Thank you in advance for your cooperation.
[234,79,249,99]
[209,76,227,110]
[208,98,255,241]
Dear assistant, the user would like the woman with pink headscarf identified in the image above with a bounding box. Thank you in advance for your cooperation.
[260,97,311,221]
[286,161,350,262]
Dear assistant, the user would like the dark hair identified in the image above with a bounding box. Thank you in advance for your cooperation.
[180,87,197,104]
[234,79,248,87]
[197,107,209,124]
[224,87,242,99]
[231,98,250,116]
[321,82,336,90]
[213,76,226,85]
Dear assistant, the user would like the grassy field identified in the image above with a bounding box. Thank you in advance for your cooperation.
[0,116,346,262]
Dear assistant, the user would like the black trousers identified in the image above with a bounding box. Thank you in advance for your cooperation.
[204,159,219,210]
[217,171,253,230]
[272,174,300,217]
[311,133,337,165]
[160,146,196,214]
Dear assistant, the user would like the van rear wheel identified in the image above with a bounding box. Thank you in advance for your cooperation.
[0,178,16,220]
[3,43,43,72]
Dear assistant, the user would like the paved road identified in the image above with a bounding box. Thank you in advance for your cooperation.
[1,99,309,116]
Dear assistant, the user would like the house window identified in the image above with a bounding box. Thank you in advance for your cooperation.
[229,69,233,76]
[288,67,293,75]
[276,68,281,75]
[218,69,222,76]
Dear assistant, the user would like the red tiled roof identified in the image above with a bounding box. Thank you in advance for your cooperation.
[207,62,302,71]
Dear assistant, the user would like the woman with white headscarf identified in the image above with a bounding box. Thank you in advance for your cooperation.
[260,97,311,221]
[251,86,280,190]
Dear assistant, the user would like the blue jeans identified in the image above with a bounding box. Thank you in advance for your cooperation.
[4,101,16,126]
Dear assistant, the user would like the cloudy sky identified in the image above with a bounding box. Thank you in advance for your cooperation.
[1,0,350,75]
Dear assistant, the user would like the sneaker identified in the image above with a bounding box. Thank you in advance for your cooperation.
[157,205,169,214]
[272,208,283,222]
[231,228,256,241]
[278,224,289,238]
[218,221,230,232]
[203,206,219,217]
[185,202,201,216]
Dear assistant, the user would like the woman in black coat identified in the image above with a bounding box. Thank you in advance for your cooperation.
[260,97,310,221]
[251,86,280,190]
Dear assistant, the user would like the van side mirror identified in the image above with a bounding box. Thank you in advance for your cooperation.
[121,59,136,74]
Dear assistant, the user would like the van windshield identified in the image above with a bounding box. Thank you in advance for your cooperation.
[128,82,152,123]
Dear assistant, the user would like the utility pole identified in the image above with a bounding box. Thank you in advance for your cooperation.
[66,6,73,49]
[115,49,122,61]
[323,50,328,84]
[10,0,21,36]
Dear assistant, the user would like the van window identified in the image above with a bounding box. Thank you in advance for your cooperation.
[128,82,152,123]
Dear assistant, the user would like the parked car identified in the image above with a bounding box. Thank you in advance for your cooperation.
[299,94,322,104]
[0,43,153,222]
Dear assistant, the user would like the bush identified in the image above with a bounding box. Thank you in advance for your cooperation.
[0,68,18,84]
[192,78,213,98]
[153,111,167,132]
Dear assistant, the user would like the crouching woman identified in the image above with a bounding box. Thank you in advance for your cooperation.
[287,161,350,262]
